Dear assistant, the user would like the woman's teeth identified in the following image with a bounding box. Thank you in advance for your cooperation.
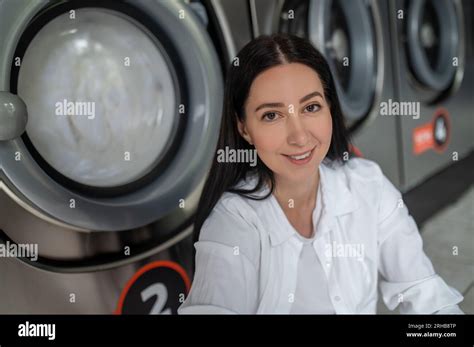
[289,151,311,160]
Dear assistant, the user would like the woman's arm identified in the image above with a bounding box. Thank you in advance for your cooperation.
[376,170,464,314]
[178,198,260,314]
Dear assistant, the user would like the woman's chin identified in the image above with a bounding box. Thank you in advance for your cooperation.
[276,164,319,184]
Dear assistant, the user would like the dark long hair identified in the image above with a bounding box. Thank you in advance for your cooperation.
[193,33,351,244]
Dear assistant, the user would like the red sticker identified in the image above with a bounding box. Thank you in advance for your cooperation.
[349,144,364,158]
[412,108,451,155]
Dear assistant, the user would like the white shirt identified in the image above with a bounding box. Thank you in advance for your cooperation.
[179,158,464,314]
[290,181,335,314]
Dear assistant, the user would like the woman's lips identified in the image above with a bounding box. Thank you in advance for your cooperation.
[282,147,315,165]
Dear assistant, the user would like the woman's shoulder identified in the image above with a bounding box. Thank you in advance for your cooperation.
[322,157,398,206]
[340,157,384,183]
[198,176,267,266]
[332,157,403,219]
[323,157,388,191]
[202,188,261,235]
[341,157,398,193]
[219,173,270,214]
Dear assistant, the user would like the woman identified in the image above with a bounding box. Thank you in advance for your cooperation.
[178,33,463,314]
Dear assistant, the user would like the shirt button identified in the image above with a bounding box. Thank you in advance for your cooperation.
[325,261,331,267]
[334,296,341,302]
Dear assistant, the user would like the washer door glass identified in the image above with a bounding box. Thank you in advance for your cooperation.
[406,0,459,91]
[17,8,177,188]
[308,0,376,122]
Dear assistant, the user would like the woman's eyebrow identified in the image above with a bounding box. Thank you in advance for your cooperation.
[254,91,323,112]
[299,91,323,103]
[254,102,285,112]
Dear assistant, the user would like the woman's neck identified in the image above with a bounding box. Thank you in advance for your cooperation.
[273,169,320,211]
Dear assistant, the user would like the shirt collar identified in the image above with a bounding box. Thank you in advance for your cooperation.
[265,159,359,247]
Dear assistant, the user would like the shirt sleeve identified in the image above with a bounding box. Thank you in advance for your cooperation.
[376,170,464,314]
[178,198,260,314]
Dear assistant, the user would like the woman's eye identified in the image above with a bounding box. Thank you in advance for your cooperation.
[262,112,278,121]
[305,103,321,113]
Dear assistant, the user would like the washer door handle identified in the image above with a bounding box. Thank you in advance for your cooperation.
[0,91,28,141]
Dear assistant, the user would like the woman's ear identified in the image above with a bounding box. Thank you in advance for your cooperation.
[237,118,253,145]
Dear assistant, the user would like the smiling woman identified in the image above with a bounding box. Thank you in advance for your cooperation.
[191,33,350,243]
[179,33,464,314]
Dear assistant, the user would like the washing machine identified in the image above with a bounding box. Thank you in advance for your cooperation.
[389,0,473,191]
[0,0,253,314]
[249,0,402,188]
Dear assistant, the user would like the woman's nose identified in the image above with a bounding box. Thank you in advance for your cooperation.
[286,113,309,147]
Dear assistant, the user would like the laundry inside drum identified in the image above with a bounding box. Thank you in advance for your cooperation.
[17,8,177,188]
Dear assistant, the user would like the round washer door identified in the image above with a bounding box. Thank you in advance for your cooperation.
[278,0,380,124]
[17,8,178,189]
[0,0,223,231]
[307,0,377,122]
[406,0,460,91]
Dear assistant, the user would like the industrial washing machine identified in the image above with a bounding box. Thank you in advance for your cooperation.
[249,0,402,188]
[389,0,473,191]
[0,0,252,314]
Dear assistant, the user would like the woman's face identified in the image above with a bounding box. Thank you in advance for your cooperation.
[238,62,333,183]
